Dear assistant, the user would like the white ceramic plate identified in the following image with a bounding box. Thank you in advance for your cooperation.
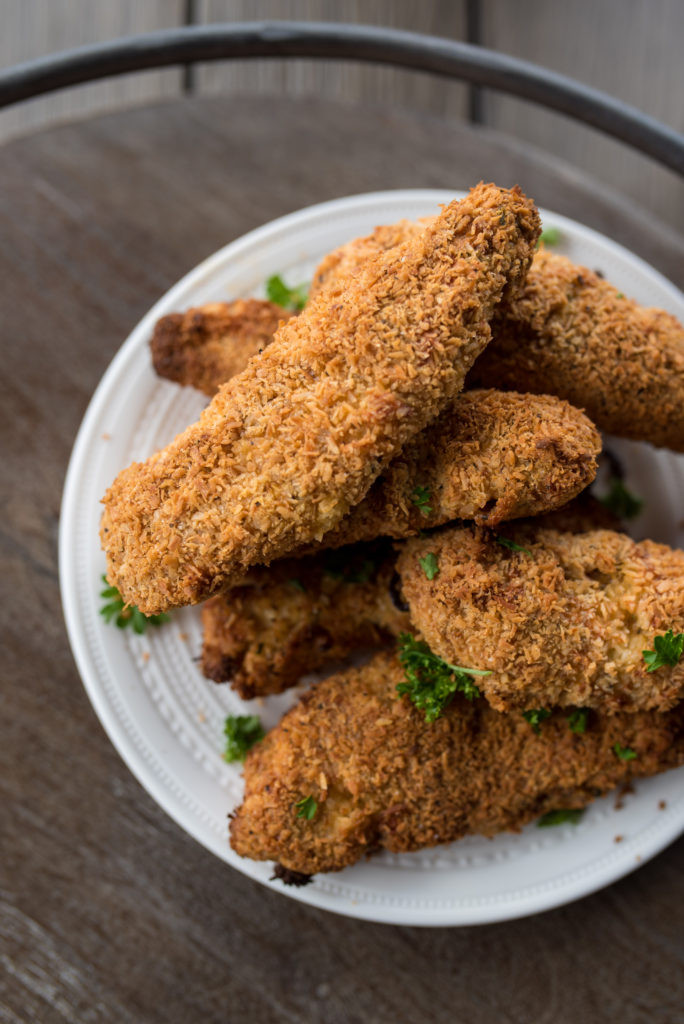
[60,190,684,926]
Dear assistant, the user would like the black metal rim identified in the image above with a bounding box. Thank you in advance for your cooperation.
[0,21,682,176]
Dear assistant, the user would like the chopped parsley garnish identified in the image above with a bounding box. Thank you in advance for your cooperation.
[265,273,308,311]
[616,292,624,299]
[522,708,552,734]
[537,226,562,248]
[419,552,439,580]
[567,708,590,734]
[396,633,490,723]
[598,478,643,520]
[495,535,531,555]
[410,485,432,517]
[223,715,265,762]
[288,578,306,593]
[613,743,637,761]
[538,808,584,827]
[99,575,169,633]
[643,629,684,672]
[295,795,318,820]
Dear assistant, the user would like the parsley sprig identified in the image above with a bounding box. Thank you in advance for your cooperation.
[537,226,562,248]
[418,552,439,580]
[99,575,169,633]
[223,715,265,762]
[538,808,584,827]
[613,743,637,762]
[643,630,684,672]
[265,274,308,311]
[410,485,432,517]
[522,708,551,734]
[295,795,318,820]
[495,535,531,555]
[598,478,643,520]
[567,708,590,734]
[397,634,490,723]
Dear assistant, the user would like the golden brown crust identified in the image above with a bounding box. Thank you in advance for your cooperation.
[150,299,293,397]
[470,248,684,451]
[201,541,409,697]
[101,184,540,614]
[398,524,684,713]
[299,389,600,549]
[230,652,684,875]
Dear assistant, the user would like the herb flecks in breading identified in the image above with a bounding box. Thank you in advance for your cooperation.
[410,485,432,517]
[295,796,318,820]
[522,708,552,734]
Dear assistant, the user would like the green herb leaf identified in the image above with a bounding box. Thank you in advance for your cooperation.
[522,708,552,734]
[537,226,562,248]
[288,578,306,593]
[495,535,531,555]
[265,274,308,311]
[613,742,637,761]
[538,808,584,827]
[616,292,624,299]
[99,575,169,632]
[396,633,490,723]
[598,478,643,520]
[410,485,432,517]
[419,552,439,580]
[223,715,265,762]
[643,629,684,672]
[295,795,318,820]
[567,708,590,734]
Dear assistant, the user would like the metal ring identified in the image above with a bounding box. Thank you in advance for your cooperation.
[0,21,682,176]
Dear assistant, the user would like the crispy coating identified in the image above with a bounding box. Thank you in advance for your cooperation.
[150,299,293,396]
[299,389,600,550]
[312,221,684,451]
[398,524,684,712]
[201,541,409,698]
[471,248,684,450]
[230,652,684,875]
[202,496,613,699]
[101,184,540,614]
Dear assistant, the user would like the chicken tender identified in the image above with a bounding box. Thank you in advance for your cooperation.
[398,524,684,713]
[202,540,408,698]
[230,652,684,876]
[311,220,684,451]
[150,299,293,396]
[472,248,684,451]
[202,496,613,698]
[102,184,540,614]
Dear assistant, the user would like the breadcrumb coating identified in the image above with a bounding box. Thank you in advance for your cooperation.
[201,540,408,697]
[201,496,614,699]
[311,220,684,451]
[472,247,684,451]
[230,652,684,875]
[101,184,540,614]
[398,524,684,712]
[150,299,293,396]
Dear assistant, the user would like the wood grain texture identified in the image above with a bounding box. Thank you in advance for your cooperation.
[0,96,682,1024]
[0,0,183,140]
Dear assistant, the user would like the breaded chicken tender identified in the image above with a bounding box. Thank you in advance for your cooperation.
[150,299,293,396]
[202,497,613,698]
[398,524,684,713]
[102,184,540,614]
[202,540,409,697]
[230,652,684,876]
[311,220,684,451]
[296,389,600,550]
[471,248,684,450]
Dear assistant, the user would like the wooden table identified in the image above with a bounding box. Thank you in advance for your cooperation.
[2,95,683,1024]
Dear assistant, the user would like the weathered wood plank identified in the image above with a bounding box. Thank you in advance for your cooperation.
[0,0,184,141]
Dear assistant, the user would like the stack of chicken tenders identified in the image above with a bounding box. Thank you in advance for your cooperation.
[101,183,684,882]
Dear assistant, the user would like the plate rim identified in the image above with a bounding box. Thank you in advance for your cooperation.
[60,187,684,927]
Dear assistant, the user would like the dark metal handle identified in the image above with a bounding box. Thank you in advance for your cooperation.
[1,21,682,177]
